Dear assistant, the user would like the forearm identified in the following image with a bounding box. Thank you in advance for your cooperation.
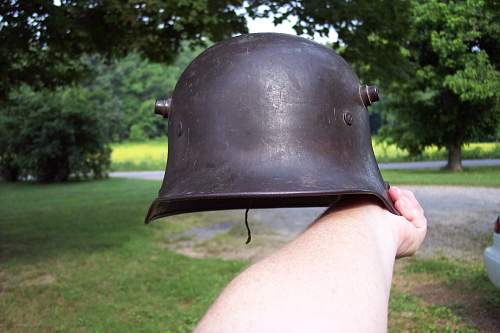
[195,201,400,333]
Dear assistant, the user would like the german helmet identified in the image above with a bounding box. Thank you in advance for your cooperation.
[145,33,397,223]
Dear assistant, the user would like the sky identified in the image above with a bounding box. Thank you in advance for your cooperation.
[246,15,337,45]
[52,0,337,44]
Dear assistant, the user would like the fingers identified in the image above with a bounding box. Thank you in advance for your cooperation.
[394,199,416,221]
[388,186,428,258]
[389,186,426,228]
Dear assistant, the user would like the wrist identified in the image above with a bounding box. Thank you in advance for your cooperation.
[315,198,401,258]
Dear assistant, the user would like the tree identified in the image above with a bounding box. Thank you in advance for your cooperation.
[0,1,245,182]
[0,0,246,100]
[381,0,499,170]
[0,86,119,181]
[87,46,204,140]
[252,0,500,170]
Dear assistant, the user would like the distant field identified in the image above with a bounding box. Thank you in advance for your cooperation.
[111,138,168,171]
[373,141,500,163]
[110,138,500,171]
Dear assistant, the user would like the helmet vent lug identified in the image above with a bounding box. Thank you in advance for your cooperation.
[359,85,380,107]
[154,98,172,118]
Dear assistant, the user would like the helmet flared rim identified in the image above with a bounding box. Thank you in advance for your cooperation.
[145,189,398,223]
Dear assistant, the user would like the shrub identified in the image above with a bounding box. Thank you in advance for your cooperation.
[0,86,118,182]
[129,124,148,142]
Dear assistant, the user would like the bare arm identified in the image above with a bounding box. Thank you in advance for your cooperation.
[195,187,427,333]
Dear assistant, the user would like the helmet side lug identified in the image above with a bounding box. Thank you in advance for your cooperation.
[359,85,380,107]
[154,98,172,118]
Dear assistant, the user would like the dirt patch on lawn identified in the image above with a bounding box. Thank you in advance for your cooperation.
[162,212,297,261]
[22,273,56,287]
[393,262,500,333]
[0,270,57,295]
[167,231,289,262]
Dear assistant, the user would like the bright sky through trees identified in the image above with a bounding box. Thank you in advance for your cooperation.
[246,14,337,44]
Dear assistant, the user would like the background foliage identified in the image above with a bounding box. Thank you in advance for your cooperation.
[0,0,242,182]
[250,0,500,169]
[0,0,246,99]
[87,46,204,141]
[0,86,116,181]
[0,44,205,181]
[0,0,499,182]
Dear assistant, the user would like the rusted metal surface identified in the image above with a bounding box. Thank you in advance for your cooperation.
[145,33,397,223]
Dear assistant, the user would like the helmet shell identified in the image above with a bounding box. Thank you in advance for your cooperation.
[145,33,397,223]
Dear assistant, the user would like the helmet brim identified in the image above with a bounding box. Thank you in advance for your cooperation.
[145,189,398,223]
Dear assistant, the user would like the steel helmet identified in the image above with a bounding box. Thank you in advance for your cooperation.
[145,33,397,223]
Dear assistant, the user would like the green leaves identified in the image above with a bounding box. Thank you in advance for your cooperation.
[0,86,117,181]
[88,47,204,140]
[444,51,500,101]
[371,0,498,163]
[0,0,247,99]
[255,0,498,167]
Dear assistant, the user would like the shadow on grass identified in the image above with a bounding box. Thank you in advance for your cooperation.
[0,178,247,333]
[0,178,160,264]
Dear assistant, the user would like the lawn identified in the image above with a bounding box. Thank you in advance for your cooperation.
[0,179,245,332]
[382,166,500,187]
[110,138,500,171]
[390,256,500,332]
[1,179,498,332]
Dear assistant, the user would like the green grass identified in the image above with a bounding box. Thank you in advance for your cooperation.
[0,179,245,332]
[382,166,500,187]
[1,179,497,332]
[389,289,477,333]
[110,138,500,171]
[405,256,500,308]
[389,257,500,332]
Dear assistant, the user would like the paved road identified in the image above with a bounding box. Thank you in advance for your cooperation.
[110,170,165,180]
[110,159,500,180]
[378,158,500,170]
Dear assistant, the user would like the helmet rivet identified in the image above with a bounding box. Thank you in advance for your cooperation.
[359,85,379,107]
[154,98,172,118]
[343,112,353,126]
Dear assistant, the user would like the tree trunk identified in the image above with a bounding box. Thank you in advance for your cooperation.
[445,143,463,171]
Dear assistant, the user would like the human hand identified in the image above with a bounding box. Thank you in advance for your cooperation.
[388,186,427,258]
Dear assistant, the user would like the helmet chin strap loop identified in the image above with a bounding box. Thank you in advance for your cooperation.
[244,208,252,244]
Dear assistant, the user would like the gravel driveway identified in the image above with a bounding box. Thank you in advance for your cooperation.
[405,185,499,259]
[165,185,500,261]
